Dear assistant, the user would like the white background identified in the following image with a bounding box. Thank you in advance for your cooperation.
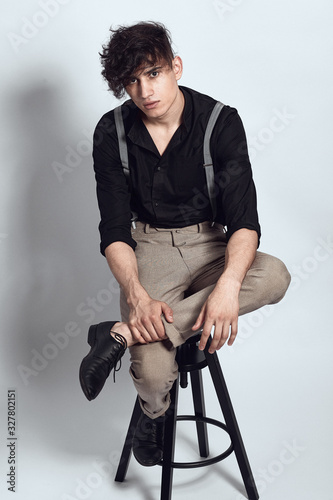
[1,1,332,499]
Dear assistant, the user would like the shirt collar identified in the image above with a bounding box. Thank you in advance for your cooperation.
[180,86,193,132]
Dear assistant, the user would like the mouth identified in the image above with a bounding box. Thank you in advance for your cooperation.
[143,101,159,110]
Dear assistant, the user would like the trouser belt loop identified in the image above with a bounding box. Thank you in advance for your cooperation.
[144,223,150,234]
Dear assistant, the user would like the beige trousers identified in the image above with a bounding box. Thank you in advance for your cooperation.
[120,221,291,419]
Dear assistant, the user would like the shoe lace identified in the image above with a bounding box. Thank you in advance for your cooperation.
[109,331,127,383]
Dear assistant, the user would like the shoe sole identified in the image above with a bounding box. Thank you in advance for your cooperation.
[79,324,99,401]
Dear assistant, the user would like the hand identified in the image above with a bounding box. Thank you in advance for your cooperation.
[128,296,174,344]
[192,284,239,354]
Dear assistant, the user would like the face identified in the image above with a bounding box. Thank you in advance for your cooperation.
[125,56,183,120]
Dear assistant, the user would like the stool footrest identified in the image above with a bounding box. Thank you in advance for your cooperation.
[158,415,234,469]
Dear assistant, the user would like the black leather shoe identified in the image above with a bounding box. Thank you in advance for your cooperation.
[79,321,127,401]
[133,412,165,466]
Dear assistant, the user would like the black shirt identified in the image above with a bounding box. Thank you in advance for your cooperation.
[93,86,261,255]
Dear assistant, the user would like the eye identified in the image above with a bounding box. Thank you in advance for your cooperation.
[150,71,159,78]
[129,78,137,85]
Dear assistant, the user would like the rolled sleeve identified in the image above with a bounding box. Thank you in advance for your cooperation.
[93,113,137,255]
[212,109,261,246]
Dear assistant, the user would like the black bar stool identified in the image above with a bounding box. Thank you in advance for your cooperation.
[115,334,259,500]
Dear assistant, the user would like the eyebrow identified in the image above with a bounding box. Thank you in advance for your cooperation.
[143,65,163,75]
[132,65,163,79]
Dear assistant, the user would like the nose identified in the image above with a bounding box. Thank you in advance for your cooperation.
[139,79,153,99]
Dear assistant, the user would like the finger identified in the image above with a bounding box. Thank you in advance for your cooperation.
[192,307,205,331]
[161,303,174,323]
[199,321,213,351]
[130,319,155,343]
[152,316,167,339]
[208,323,223,354]
[227,319,238,346]
[140,318,160,342]
[130,326,147,344]
[215,323,230,351]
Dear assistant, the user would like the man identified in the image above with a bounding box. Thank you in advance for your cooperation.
[79,21,291,467]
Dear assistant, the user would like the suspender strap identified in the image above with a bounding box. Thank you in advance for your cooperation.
[114,104,138,227]
[203,101,224,222]
[114,105,130,179]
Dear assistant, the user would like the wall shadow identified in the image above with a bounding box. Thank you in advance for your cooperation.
[3,69,132,458]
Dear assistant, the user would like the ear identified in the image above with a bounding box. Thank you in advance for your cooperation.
[172,56,183,81]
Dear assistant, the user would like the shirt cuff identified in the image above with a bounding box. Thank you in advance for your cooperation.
[100,233,137,256]
[226,223,261,248]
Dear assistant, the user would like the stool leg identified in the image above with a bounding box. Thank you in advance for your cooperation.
[115,396,141,482]
[160,378,179,500]
[179,370,188,388]
[190,370,209,458]
[204,339,259,500]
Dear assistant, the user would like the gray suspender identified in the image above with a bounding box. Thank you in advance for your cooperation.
[114,100,224,223]
[114,105,138,227]
[203,101,225,222]
[114,105,130,180]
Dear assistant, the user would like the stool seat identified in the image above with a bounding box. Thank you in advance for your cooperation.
[176,334,207,373]
[115,334,259,500]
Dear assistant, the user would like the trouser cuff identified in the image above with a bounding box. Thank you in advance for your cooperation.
[138,393,171,420]
[161,318,187,347]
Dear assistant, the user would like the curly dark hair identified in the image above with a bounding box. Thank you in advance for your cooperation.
[99,21,175,99]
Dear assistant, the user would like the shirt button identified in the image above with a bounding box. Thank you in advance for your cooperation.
[157,167,161,171]
[155,202,159,207]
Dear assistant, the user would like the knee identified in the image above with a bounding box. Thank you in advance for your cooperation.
[130,354,178,395]
[263,256,291,304]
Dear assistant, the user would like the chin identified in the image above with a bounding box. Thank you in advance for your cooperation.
[143,109,164,119]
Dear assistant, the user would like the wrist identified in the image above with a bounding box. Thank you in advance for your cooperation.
[125,280,150,307]
[215,272,242,294]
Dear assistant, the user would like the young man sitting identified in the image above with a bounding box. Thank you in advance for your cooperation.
[79,21,291,467]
